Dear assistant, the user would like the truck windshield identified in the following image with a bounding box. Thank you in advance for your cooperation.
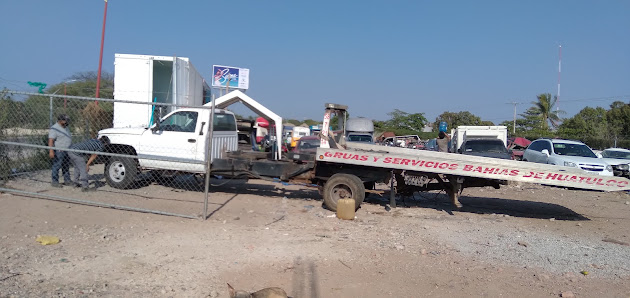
[464,140,507,153]
[553,143,597,158]
[348,135,373,143]
[160,111,198,133]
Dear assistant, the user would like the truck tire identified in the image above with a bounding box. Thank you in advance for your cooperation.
[105,156,138,189]
[323,173,365,211]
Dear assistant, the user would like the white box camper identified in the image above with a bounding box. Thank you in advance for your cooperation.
[345,117,374,143]
[450,126,508,153]
[113,53,210,128]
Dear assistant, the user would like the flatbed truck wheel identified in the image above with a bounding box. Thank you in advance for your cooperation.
[323,173,365,211]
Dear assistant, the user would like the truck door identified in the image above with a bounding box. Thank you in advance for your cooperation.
[138,110,204,172]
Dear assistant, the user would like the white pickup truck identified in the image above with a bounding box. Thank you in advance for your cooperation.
[98,107,238,188]
[99,101,630,211]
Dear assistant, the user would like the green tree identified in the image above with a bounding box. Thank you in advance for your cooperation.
[433,111,486,131]
[517,106,545,131]
[0,88,24,129]
[286,119,302,126]
[606,101,630,140]
[528,93,564,130]
[558,107,608,139]
[21,71,114,135]
[302,119,320,127]
[381,109,427,135]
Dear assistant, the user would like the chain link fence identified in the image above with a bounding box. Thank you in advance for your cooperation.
[0,90,235,219]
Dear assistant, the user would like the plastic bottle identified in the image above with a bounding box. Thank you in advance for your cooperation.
[439,121,448,133]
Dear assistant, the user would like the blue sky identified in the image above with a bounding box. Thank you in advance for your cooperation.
[1,1,628,124]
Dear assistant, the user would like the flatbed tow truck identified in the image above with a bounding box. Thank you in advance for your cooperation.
[98,95,630,212]
[209,103,630,211]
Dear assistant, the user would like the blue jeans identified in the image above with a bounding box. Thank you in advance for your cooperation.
[51,150,71,183]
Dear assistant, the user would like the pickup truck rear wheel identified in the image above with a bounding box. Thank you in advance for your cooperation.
[323,174,365,211]
[105,156,138,189]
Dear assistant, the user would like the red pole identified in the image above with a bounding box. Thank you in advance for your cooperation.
[95,0,109,105]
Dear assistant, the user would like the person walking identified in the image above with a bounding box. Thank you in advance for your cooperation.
[67,137,109,192]
[48,114,72,187]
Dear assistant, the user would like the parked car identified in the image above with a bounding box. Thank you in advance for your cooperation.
[457,138,512,160]
[598,148,630,178]
[523,139,613,176]
[382,135,421,148]
[424,138,438,151]
[287,135,320,163]
[507,137,531,161]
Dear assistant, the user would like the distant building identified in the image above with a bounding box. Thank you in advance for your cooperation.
[422,124,433,133]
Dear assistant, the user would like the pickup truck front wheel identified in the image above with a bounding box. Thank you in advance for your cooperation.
[105,156,138,189]
[323,173,365,211]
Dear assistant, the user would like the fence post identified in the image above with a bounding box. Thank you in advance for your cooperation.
[203,94,216,220]
[49,95,53,127]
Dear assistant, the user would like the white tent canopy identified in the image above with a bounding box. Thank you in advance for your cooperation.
[203,90,283,160]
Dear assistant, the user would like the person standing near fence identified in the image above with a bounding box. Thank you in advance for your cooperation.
[48,114,72,187]
[67,137,109,192]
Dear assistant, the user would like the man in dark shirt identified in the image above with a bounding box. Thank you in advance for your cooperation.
[67,137,109,191]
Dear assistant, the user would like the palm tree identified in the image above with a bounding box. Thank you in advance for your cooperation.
[530,93,564,130]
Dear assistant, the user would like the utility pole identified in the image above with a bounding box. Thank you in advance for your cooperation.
[507,102,518,134]
[95,0,109,104]
[557,44,562,112]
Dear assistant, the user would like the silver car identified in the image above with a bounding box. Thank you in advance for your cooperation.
[523,139,613,176]
[598,148,630,178]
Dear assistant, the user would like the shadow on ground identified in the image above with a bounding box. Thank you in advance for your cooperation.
[148,174,321,200]
[365,191,589,221]
[146,175,589,221]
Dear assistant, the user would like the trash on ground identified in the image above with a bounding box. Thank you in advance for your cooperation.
[35,235,60,245]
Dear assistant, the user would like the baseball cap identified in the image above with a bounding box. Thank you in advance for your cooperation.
[57,114,70,121]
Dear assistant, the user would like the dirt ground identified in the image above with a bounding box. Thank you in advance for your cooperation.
[1,165,630,297]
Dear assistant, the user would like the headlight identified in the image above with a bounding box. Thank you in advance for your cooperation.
[617,164,629,171]
[606,165,613,171]
[564,161,577,167]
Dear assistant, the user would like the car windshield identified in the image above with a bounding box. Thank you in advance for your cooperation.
[298,139,320,150]
[348,135,373,142]
[553,143,597,158]
[463,140,507,153]
[602,150,630,159]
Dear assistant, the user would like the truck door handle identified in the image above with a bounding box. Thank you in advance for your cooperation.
[188,139,196,143]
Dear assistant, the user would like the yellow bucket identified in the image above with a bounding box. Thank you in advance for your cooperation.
[336,198,355,220]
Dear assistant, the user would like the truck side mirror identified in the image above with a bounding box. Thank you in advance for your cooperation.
[151,122,160,132]
[541,149,550,156]
[596,152,603,158]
